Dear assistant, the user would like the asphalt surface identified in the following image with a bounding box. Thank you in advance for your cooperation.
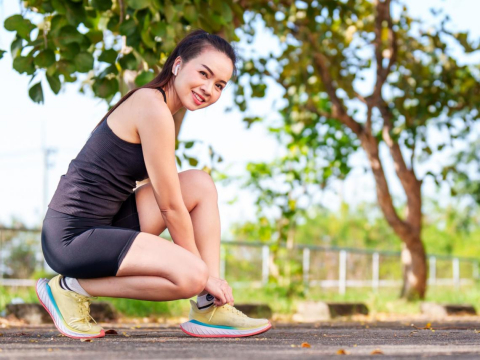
[1,321,480,359]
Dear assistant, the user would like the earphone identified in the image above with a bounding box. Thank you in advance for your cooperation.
[174,64,180,75]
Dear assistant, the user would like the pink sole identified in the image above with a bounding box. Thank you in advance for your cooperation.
[180,321,272,338]
[35,279,105,339]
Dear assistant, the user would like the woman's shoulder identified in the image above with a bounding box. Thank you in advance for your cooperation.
[128,88,172,126]
[132,87,166,104]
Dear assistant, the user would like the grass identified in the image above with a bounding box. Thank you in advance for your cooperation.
[2,279,479,319]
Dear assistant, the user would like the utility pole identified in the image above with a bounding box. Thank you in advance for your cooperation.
[41,119,57,217]
[41,119,57,272]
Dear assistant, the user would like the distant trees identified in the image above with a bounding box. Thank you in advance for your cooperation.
[232,0,480,299]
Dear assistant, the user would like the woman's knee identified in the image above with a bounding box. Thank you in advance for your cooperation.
[181,169,218,201]
[176,260,209,299]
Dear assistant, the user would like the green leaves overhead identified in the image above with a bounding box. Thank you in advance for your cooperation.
[4,0,243,105]
[0,49,5,60]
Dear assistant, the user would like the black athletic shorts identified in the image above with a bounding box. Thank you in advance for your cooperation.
[41,191,141,279]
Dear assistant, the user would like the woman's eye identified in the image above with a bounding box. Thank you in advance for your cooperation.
[200,71,207,77]
[216,84,223,90]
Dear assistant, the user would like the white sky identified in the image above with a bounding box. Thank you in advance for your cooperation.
[0,0,479,237]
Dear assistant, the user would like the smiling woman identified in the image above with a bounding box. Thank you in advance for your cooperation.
[36,29,272,339]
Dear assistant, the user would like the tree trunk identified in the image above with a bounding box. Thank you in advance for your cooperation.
[360,132,427,299]
[400,236,427,299]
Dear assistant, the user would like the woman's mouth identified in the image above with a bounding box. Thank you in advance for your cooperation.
[192,91,204,105]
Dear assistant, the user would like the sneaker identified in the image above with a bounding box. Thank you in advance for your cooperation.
[180,300,272,337]
[36,275,105,339]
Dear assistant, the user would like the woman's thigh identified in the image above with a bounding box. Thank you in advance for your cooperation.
[135,169,217,235]
[115,231,208,289]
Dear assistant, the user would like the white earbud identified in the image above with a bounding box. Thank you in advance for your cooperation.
[174,64,180,75]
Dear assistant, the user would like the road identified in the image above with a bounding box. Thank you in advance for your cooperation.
[1,320,480,359]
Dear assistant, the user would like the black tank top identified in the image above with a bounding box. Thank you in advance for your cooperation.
[48,87,167,220]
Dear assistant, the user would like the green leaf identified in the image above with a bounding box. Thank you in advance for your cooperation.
[91,0,112,11]
[184,141,194,149]
[164,0,175,22]
[34,49,56,68]
[74,51,94,72]
[143,50,158,67]
[86,30,103,45]
[46,74,61,94]
[29,82,44,104]
[58,25,84,45]
[13,56,35,74]
[118,53,139,70]
[127,0,151,10]
[151,22,167,37]
[188,157,199,166]
[98,49,118,64]
[51,0,66,14]
[134,71,155,86]
[60,43,80,60]
[119,18,137,36]
[92,77,119,98]
[4,15,24,31]
[0,49,5,60]
[141,28,156,49]
[10,36,23,57]
[4,15,35,40]
[183,4,198,23]
[107,15,119,32]
[221,2,233,23]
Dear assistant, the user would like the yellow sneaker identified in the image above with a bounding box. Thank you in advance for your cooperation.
[180,300,272,337]
[36,275,104,339]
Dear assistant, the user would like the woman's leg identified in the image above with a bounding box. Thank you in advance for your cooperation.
[78,169,220,299]
[136,169,221,277]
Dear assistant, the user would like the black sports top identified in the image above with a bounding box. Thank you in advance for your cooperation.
[48,87,167,220]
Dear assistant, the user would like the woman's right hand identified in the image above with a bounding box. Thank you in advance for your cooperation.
[203,276,234,307]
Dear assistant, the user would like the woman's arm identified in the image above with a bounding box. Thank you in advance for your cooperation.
[134,89,201,258]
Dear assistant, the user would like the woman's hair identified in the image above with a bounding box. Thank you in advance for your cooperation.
[91,29,238,133]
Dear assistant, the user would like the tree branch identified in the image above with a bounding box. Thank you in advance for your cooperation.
[307,33,364,136]
[360,132,412,240]
[372,0,397,105]
[379,103,422,231]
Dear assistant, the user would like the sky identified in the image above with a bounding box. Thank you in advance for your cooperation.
[0,0,479,238]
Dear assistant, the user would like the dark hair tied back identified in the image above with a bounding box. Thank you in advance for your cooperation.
[92,28,238,133]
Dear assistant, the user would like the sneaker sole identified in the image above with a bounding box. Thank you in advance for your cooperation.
[180,320,272,338]
[36,278,105,339]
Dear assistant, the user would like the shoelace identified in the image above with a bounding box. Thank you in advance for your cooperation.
[68,295,98,330]
[207,304,247,322]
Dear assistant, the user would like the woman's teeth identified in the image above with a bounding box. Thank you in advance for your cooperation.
[193,92,204,102]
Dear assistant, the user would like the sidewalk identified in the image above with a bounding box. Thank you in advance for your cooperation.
[1,320,480,359]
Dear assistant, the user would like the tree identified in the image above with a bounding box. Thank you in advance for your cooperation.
[1,0,244,139]
[232,0,480,298]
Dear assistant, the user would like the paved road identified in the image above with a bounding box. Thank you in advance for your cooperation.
[1,321,480,359]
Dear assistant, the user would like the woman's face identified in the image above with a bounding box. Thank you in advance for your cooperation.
[173,48,233,110]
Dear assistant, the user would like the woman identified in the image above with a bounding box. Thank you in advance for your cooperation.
[37,29,271,339]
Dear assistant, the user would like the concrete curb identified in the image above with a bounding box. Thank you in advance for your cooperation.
[235,304,273,319]
[420,302,477,317]
[294,301,369,322]
[6,302,118,324]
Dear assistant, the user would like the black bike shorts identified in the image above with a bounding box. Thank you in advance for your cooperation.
[41,191,141,279]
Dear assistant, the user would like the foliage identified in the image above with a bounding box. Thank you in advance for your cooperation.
[231,198,480,257]
[2,0,243,104]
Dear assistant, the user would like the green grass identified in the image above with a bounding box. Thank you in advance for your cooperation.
[2,280,479,319]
